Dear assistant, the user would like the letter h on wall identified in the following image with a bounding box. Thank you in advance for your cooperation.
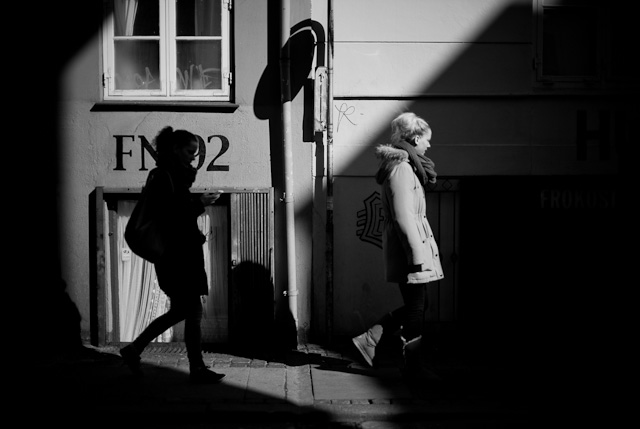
[576,110,610,161]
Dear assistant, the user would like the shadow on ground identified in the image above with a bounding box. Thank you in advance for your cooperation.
[36,345,342,428]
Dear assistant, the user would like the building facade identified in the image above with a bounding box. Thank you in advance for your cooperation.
[37,0,631,352]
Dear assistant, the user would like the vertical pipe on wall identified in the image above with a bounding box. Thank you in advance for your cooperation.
[280,0,298,332]
[325,0,335,344]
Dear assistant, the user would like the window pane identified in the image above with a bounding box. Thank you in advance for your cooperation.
[115,41,160,90]
[176,41,222,90]
[114,0,159,36]
[542,7,597,77]
[176,0,221,36]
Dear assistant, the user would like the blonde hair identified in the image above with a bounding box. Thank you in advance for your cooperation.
[390,112,431,145]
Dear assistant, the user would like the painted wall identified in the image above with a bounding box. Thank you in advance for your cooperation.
[314,0,632,339]
[20,1,631,349]
[52,0,317,343]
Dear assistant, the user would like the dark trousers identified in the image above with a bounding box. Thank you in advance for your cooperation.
[131,293,205,368]
[386,282,428,341]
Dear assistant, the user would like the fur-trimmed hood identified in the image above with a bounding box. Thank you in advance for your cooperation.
[375,144,409,184]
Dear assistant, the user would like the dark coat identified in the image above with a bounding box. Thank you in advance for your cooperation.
[144,167,208,297]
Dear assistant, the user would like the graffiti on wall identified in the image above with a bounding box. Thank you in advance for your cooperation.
[356,191,385,249]
[335,102,357,132]
[115,67,158,90]
[113,134,229,171]
[115,66,220,91]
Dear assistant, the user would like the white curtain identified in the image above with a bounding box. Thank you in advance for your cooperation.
[117,201,172,342]
[194,0,217,36]
[112,201,228,343]
[114,0,139,36]
[197,205,228,343]
[198,209,212,320]
[204,205,229,342]
[171,205,228,342]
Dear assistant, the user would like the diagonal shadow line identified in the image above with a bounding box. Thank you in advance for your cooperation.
[37,346,343,427]
[34,2,630,425]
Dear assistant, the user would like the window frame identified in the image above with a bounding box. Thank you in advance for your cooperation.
[102,0,232,102]
[534,0,603,88]
[91,186,274,346]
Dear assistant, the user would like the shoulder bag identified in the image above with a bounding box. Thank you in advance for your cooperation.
[125,170,174,263]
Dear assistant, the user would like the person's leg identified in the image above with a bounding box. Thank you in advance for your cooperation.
[386,306,407,332]
[120,298,186,375]
[352,288,409,367]
[182,295,205,368]
[132,308,184,352]
[398,282,428,373]
[398,282,427,341]
[180,295,225,384]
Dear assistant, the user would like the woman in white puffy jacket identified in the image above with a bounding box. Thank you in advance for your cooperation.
[352,112,444,373]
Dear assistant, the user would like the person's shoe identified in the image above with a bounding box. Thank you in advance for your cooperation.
[189,367,226,384]
[352,324,383,367]
[120,345,143,377]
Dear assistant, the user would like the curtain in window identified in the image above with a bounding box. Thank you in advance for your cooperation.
[115,201,227,343]
[114,0,139,36]
[194,0,217,36]
[198,208,212,320]
[169,205,228,342]
[116,201,171,342]
[112,198,231,343]
[200,205,229,342]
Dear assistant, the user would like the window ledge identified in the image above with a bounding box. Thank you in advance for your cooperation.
[91,101,239,113]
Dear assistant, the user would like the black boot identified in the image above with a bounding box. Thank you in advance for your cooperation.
[120,344,143,377]
[401,335,422,374]
[379,311,401,334]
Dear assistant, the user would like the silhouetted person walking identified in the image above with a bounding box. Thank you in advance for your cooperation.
[120,126,225,384]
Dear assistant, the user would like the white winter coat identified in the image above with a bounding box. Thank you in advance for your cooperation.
[375,145,444,284]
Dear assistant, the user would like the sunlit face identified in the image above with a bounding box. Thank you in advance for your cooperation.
[175,139,198,167]
[414,129,432,155]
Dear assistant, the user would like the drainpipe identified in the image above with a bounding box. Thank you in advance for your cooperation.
[280,0,298,332]
[325,0,334,344]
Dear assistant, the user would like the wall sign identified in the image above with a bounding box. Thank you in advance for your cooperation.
[540,188,616,210]
[113,134,230,172]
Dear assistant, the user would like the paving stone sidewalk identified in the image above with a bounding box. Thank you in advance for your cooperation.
[26,342,535,428]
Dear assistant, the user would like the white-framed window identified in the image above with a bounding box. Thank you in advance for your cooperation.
[102,0,232,101]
